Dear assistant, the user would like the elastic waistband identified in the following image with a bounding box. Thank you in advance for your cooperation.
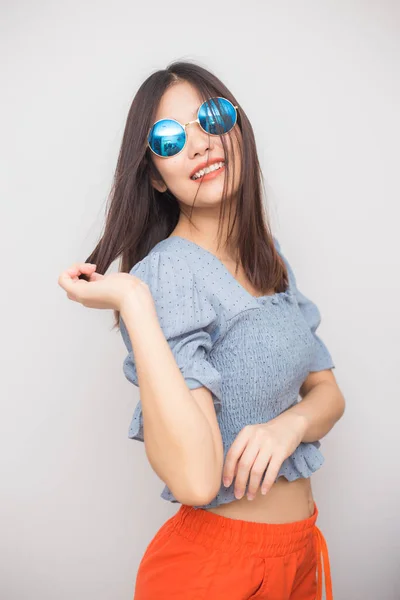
[172,501,332,599]
[172,501,319,559]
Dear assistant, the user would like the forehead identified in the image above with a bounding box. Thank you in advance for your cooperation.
[154,81,204,121]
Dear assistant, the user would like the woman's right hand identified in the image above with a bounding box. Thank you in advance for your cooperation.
[57,262,154,312]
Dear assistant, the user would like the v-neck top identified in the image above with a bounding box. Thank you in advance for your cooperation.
[119,235,335,509]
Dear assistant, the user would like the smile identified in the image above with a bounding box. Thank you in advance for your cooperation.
[190,161,225,181]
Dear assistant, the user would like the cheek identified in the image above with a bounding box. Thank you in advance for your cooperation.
[154,156,185,186]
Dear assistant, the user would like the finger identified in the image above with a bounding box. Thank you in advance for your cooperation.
[261,453,285,495]
[67,263,96,277]
[58,270,90,296]
[222,428,251,485]
[233,441,260,500]
[59,275,86,299]
[58,271,75,292]
[88,272,104,282]
[246,449,272,499]
[58,264,96,288]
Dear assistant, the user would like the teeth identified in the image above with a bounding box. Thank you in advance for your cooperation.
[191,161,224,180]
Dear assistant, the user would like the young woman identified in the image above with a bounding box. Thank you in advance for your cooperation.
[58,61,345,599]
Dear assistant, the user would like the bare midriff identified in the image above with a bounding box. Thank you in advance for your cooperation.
[204,476,315,523]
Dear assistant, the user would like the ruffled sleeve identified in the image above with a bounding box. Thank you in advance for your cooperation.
[119,251,223,442]
[273,236,335,372]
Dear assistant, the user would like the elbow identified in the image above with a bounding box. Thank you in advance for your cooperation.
[337,391,346,420]
[171,474,221,507]
[174,490,213,507]
[195,478,221,507]
[145,448,222,506]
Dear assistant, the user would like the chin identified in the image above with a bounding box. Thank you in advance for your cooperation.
[193,191,226,204]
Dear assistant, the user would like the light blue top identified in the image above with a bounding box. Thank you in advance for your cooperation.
[119,236,335,509]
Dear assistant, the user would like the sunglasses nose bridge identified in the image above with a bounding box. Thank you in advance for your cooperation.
[184,118,201,129]
[185,118,211,143]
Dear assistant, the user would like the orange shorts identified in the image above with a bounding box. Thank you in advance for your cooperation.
[134,500,332,600]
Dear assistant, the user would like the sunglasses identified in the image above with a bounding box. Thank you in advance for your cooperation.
[147,96,239,158]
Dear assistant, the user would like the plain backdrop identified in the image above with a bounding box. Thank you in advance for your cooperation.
[1,1,399,599]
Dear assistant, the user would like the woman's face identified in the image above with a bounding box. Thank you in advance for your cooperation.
[149,81,242,208]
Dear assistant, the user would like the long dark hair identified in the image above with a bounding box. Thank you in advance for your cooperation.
[82,60,288,330]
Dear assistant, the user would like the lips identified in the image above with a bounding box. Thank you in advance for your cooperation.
[189,157,225,179]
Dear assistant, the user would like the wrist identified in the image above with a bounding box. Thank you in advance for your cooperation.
[119,284,155,318]
[277,406,308,430]
[286,410,309,438]
[119,287,162,349]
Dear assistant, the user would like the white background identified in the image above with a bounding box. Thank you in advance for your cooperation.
[1,1,399,599]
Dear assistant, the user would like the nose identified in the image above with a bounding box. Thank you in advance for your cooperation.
[186,120,215,158]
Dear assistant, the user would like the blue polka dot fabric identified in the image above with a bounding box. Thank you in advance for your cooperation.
[119,236,335,509]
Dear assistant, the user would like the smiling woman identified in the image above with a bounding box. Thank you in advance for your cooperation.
[147,81,243,214]
[60,60,343,600]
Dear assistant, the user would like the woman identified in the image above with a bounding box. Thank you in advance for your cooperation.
[58,61,345,599]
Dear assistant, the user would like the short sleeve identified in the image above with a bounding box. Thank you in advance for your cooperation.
[119,251,223,441]
[273,236,335,372]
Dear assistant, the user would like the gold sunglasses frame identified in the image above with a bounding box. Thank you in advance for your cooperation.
[147,96,239,158]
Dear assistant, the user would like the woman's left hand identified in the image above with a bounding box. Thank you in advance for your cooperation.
[222,412,308,500]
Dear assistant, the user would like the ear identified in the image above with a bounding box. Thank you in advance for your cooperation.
[150,177,168,193]
[147,157,168,192]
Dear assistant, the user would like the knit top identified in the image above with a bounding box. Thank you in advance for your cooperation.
[119,235,335,509]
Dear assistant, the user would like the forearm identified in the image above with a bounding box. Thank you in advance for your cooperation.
[121,293,219,506]
[286,381,346,443]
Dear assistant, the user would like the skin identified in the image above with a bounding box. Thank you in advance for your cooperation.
[59,81,343,524]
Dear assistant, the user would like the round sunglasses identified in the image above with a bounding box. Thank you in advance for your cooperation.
[147,97,239,158]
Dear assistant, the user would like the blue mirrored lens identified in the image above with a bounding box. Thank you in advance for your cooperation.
[198,97,237,135]
[148,119,186,157]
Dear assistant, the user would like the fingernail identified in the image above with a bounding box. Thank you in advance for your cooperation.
[247,494,254,501]
[223,478,231,487]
